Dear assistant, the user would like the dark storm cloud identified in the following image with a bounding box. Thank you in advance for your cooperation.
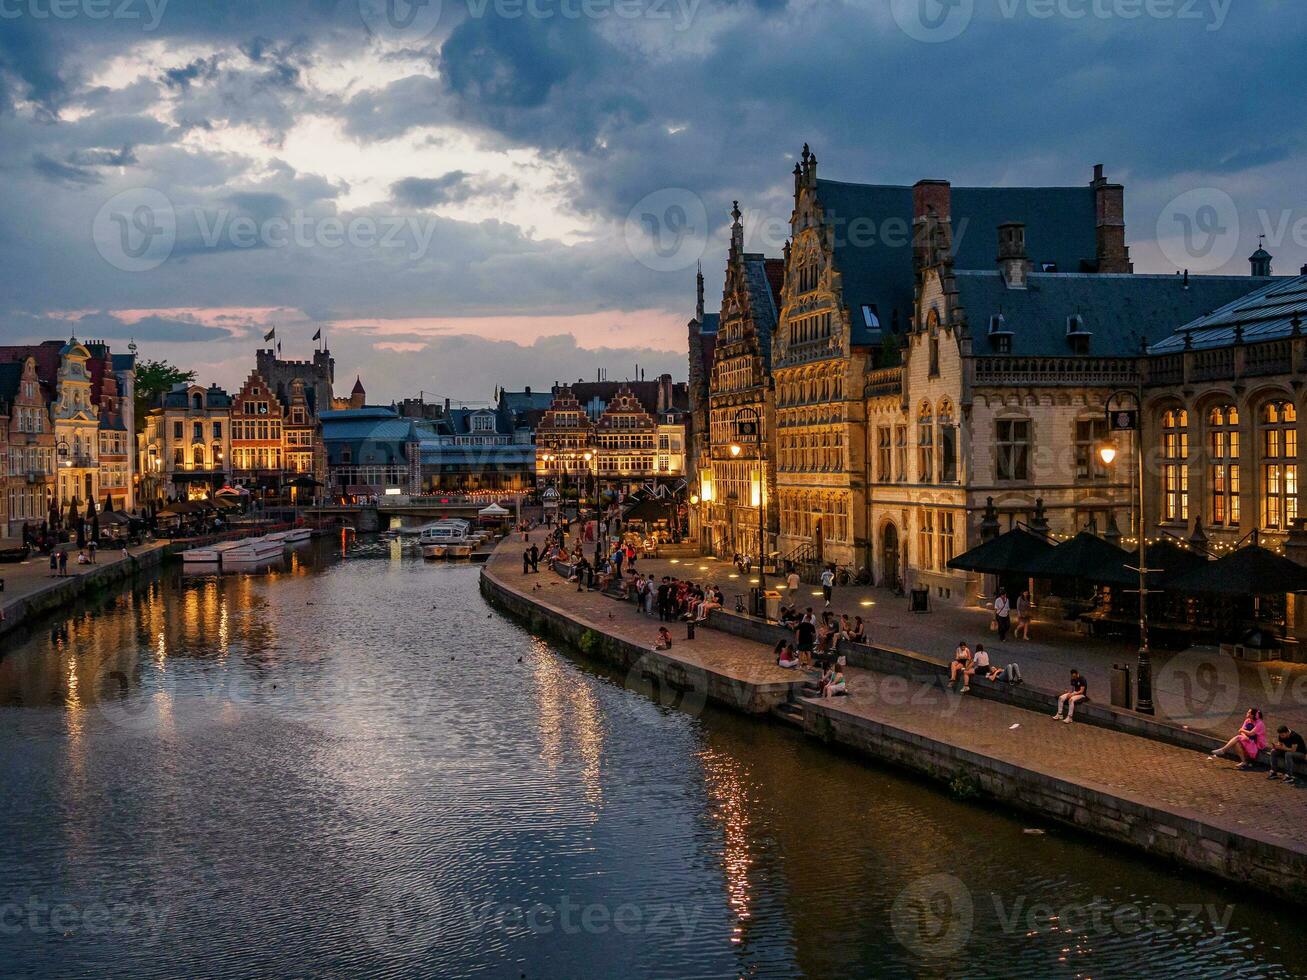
[0,0,1305,397]
[2,311,232,343]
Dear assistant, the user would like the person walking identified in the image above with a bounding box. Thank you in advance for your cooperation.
[820,565,835,607]
[1015,590,1033,640]
[58,549,68,577]
[993,588,1012,641]
[786,568,800,594]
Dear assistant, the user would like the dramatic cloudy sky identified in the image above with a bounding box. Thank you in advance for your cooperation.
[1,0,1304,400]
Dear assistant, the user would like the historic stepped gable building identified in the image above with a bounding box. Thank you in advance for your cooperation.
[870,169,1271,603]
[702,201,784,559]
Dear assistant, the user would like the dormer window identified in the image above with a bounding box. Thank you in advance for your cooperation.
[1067,314,1091,354]
[989,313,1013,355]
[862,305,880,329]
[1041,262,1058,273]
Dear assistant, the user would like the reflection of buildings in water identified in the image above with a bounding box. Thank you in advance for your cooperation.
[698,746,755,947]
[529,641,605,813]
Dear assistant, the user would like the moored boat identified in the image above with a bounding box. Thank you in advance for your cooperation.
[223,536,286,563]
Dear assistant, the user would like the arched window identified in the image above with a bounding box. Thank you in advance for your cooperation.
[1162,409,1189,522]
[1208,405,1241,527]
[917,401,934,483]
[1260,400,1298,530]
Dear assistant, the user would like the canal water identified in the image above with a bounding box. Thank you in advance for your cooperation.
[1,535,1304,979]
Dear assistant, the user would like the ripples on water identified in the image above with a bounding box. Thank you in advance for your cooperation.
[0,536,1304,979]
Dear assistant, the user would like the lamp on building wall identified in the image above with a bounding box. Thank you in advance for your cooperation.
[731,406,767,590]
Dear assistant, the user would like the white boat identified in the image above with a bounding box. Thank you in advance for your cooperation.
[267,528,314,545]
[181,541,241,564]
[223,536,286,563]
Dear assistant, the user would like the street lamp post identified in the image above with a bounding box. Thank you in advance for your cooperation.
[1099,392,1155,715]
[730,406,766,591]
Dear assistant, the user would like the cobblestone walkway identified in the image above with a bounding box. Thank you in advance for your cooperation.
[486,543,1307,854]
[0,541,167,622]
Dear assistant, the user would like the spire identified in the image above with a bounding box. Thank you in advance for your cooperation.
[352,375,365,394]
[695,261,705,323]
[729,200,744,258]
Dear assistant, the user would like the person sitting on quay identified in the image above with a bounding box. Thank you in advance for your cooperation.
[693,586,723,622]
[949,640,972,692]
[77,549,89,565]
[837,614,854,643]
[654,626,673,651]
[1052,669,1089,723]
[804,665,834,697]
[777,644,801,669]
[966,643,990,690]
[984,660,1024,685]
[821,666,847,699]
[848,616,867,645]
[1268,725,1306,785]
[1210,708,1268,770]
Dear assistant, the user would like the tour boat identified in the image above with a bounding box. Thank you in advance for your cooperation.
[267,528,314,546]
[419,521,474,559]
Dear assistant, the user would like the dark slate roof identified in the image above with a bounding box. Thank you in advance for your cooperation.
[814,179,1099,345]
[955,271,1271,358]
[442,407,510,436]
[743,257,779,361]
[1150,274,1307,353]
[500,390,554,412]
[161,384,231,409]
[111,352,136,372]
[700,312,720,335]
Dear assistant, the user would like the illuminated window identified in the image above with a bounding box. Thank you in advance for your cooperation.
[918,508,936,572]
[1261,401,1298,530]
[1162,408,1189,523]
[1208,405,1241,527]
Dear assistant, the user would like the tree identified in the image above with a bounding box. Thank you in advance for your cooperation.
[134,359,196,432]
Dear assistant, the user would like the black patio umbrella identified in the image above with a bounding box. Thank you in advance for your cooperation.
[1145,539,1208,586]
[1165,545,1307,597]
[947,526,1052,576]
[1020,531,1135,586]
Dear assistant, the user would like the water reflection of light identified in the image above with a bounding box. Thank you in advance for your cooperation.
[699,747,755,945]
[529,641,604,812]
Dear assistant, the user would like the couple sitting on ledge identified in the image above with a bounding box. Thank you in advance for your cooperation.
[949,640,1025,695]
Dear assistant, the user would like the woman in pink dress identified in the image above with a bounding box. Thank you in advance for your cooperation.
[1211,708,1268,770]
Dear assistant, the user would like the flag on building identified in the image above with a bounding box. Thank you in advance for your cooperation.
[264,327,276,342]
[312,328,322,341]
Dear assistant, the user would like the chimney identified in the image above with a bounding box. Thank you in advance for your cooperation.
[524,385,531,396]
[913,180,952,224]
[997,222,1031,289]
[1092,164,1132,273]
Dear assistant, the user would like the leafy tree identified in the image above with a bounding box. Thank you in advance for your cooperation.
[134,359,196,431]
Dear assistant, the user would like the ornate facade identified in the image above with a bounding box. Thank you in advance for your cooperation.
[0,357,56,536]
[51,339,100,506]
[701,202,783,560]
[230,372,284,493]
[139,383,232,502]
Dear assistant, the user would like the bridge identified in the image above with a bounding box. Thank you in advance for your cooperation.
[307,494,526,532]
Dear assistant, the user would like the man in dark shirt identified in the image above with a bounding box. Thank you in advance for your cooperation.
[1269,726,1306,785]
[657,578,672,621]
[795,614,817,668]
[529,544,540,573]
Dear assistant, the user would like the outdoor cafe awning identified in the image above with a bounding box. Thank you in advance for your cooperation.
[947,526,1052,576]
[1020,531,1136,587]
[1165,545,1307,597]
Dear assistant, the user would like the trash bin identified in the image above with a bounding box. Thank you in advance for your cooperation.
[1110,663,1132,710]
[763,590,781,622]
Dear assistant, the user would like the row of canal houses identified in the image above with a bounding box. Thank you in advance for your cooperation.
[688,144,1307,611]
[0,339,136,539]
